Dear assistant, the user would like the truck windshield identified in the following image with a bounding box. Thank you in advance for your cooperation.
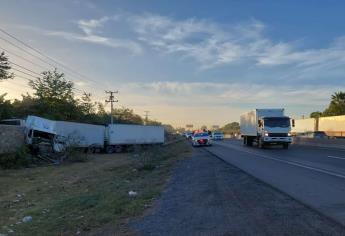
[264,117,290,128]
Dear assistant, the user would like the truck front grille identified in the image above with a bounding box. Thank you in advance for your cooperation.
[268,133,288,137]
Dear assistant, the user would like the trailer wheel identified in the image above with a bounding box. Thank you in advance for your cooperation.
[105,146,114,154]
[258,139,265,149]
[114,145,123,153]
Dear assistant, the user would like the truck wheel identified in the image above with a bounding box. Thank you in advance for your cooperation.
[247,137,253,146]
[243,137,247,145]
[258,139,265,149]
[114,145,123,153]
[283,143,289,149]
[105,146,114,154]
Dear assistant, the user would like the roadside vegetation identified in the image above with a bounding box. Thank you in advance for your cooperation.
[0,140,191,235]
[310,92,345,118]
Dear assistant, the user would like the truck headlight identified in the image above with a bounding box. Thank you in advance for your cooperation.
[264,131,269,137]
[288,132,292,136]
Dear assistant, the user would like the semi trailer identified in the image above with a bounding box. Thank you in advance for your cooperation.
[240,109,293,149]
[105,124,165,153]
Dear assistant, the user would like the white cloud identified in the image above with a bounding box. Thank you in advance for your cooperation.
[120,81,335,106]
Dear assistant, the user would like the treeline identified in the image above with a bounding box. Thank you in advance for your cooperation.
[310,92,345,118]
[0,52,159,125]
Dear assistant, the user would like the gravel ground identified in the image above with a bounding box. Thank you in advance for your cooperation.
[132,148,345,236]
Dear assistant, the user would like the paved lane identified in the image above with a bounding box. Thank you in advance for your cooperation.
[206,140,345,226]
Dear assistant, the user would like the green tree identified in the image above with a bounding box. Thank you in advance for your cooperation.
[323,92,345,116]
[115,107,144,125]
[0,94,14,119]
[0,52,14,81]
[221,122,240,134]
[27,69,81,120]
[310,111,322,118]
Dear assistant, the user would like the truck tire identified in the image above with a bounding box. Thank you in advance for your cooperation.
[243,136,247,145]
[247,137,253,147]
[258,139,265,149]
[114,145,123,153]
[105,146,114,154]
[283,143,289,149]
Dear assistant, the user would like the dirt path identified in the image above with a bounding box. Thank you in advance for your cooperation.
[132,148,345,235]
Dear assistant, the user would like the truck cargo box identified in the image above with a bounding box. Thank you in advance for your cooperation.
[55,121,105,148]
[106,124,164,145]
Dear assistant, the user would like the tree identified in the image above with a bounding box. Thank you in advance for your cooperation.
[80,92,96,115]
[323,92,345,116]
[0,52,14,81]
[310,111,322,118]
[221,122,240,134]
[29,69,74,101]
[27,69,80,120]
[0,93,14,119]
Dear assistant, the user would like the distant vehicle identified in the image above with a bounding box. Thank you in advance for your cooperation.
[298,131,329,139]
[192,132,212,147]
[212,131,224,140]
[184,131,193,139]
[240,109,293,149]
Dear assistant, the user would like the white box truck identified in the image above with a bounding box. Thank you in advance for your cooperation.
[55,121,105,150]
[240,109,293,149]
[105,124,165,153]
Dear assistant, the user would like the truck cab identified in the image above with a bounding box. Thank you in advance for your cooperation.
[240,109,293,149]
[258,116,293,148]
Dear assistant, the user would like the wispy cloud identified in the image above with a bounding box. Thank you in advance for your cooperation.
[120,81,335,107]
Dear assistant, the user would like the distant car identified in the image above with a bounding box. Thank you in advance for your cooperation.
[299,131,329,139]
[184,131,193,139]
[212,131,224,140]
[192,132,212,146]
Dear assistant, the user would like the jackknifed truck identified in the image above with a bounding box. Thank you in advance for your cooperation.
[240,109,293,149]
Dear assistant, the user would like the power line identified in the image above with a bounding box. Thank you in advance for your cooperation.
[0,27,108,88]
[9,60,42,76]
[0,46,47,71]
[0,29,110,103]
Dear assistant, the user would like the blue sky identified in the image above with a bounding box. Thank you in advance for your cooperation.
[0,0,345,127]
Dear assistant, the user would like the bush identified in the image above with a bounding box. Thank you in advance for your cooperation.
[0,147,30,169]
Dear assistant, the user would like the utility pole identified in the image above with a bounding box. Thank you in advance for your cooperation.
[144,111,150,125]
[105,91,118,124]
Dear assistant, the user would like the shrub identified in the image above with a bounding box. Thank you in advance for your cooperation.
[0,146,30,169]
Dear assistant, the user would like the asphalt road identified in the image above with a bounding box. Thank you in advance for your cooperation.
[207,139,345,226]
[134,145,345,235]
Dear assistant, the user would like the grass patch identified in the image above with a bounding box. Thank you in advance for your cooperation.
[0,141,191,235]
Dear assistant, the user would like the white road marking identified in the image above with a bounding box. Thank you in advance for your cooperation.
[213,142,345,180]
[328,155,345,160]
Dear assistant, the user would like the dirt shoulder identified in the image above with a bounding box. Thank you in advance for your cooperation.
[0,141,191,236]
[133,148,345,235]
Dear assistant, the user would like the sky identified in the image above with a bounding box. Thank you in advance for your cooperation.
[0,0,345,128]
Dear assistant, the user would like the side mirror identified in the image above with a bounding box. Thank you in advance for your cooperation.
[258,120,262,127]
[292,119,295,127]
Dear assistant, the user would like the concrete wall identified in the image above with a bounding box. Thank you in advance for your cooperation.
[0,125,25,154]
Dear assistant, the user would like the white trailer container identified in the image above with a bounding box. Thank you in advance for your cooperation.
[55,121,105,149]
[319,115,345,137]
[105,124,165,153]
[240,109,293,149]
[291,118,316,134]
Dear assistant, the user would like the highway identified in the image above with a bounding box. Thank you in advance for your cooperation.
[206,139,345,226]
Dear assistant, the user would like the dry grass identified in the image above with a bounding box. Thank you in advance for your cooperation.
[0,141,191,235]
